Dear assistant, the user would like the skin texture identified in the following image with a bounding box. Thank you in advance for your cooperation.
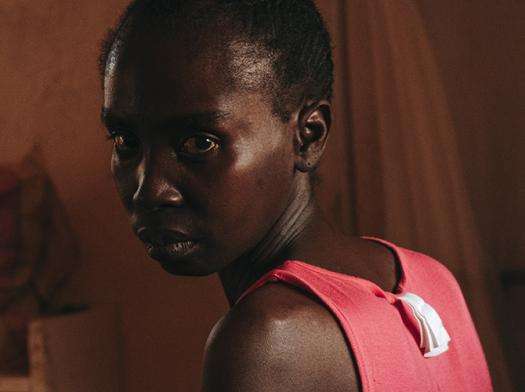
[102,23,400,392]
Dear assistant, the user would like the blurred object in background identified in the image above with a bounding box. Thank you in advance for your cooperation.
[28,305,120,392]
[0,147,80,375]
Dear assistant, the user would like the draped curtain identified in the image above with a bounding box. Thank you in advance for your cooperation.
[316,1,514,390]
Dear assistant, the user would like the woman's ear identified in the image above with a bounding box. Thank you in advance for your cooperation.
[294,100,332,172]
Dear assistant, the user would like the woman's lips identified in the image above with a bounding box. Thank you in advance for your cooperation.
[145,239,200,260]
[136,227,201,259]
[137,227,193,245]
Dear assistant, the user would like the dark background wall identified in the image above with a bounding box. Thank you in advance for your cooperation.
[419,0,524,275]
[418,2,524,387]
[1,1,522,390]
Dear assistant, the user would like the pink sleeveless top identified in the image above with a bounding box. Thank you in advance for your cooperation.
[236,236,493,391]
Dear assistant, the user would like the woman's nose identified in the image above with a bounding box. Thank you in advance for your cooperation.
[132,154,184,211]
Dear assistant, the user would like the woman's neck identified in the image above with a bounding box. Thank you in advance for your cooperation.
[219,176,335,306]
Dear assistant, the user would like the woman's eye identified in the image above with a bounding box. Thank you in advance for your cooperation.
[110,133,140,158]
[179,135,219,156]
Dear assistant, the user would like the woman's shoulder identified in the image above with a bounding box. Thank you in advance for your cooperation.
[391,240,464,291]
[202,282,359,391]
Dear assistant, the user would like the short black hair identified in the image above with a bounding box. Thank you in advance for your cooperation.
[98,0,334,122]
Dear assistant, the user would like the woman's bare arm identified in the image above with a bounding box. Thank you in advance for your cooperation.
[201,283,359,392]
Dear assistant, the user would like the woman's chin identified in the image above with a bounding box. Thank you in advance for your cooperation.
[158,259,216,276]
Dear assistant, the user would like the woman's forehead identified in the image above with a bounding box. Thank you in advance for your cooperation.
[104,29,276,121]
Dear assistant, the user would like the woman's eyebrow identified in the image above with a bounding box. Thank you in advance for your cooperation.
[157,110,232,129]
[100,108,232,129]
[100,108,132,128]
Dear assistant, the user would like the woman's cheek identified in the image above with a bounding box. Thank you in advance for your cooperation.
[222,144,292,223]
[111,155,136,212]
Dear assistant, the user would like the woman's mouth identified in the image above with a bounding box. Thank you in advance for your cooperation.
[145,239,200,259]
[136,227,201,260]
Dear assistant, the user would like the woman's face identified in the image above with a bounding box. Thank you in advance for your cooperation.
[102,29,297,276]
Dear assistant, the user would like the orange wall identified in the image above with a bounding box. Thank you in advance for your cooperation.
[418,0,525,270]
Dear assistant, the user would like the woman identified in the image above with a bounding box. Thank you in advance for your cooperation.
[99,0,492,390]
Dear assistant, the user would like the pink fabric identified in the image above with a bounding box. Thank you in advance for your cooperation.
[236,236,493,391]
